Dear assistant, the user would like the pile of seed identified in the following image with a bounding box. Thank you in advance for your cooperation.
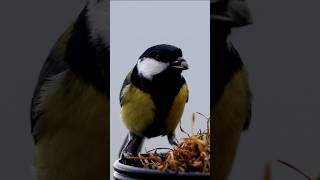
[130,113,210,173]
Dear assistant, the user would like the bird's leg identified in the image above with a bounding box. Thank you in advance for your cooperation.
[120,132,144,159]
[118,133,129,158]
[167,132,178,146]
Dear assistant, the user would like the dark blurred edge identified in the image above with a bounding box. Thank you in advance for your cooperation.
[210,0,253,179]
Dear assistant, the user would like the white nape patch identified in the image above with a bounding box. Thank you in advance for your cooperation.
[137,58,169,80]
[87,0,109,46]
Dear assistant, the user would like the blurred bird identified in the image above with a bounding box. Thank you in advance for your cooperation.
[30,1,109,179]
[119,44,189,157]
[211,0,252,179]
[211,0,252,27]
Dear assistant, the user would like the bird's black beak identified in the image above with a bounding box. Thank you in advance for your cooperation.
[171,57,189,70]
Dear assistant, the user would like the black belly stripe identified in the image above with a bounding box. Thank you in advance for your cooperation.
[131,66,186,137]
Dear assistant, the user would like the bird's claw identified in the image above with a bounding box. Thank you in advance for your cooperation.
[168,133,179,146]
[120,151,135,160]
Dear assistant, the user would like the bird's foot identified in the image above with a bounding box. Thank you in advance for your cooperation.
[120,151,135,160]
[167,132,179,146]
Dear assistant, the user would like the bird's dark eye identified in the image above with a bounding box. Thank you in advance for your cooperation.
[155,55,160,60]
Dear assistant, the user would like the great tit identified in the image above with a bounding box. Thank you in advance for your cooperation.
[119,44,189,157]
[211,0,252,179]
[30,0,109,180]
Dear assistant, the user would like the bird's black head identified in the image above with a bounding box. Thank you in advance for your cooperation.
[140,44,183,62]
[137,44,188,80]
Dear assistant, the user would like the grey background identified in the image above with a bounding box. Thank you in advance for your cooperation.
[0,0,86,179]
[230,0,320,179]
[110,1,210,179]
[1,0,320,180]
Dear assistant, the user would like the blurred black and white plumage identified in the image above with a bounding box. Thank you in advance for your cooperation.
[211,0,252,27]
[30,0,109,179]
[211,0,252,179]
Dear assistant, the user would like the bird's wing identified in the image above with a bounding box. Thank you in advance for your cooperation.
[242,100,252,130]
[182,77,189,103]
[119,70,132,107]
[30,26,73,143]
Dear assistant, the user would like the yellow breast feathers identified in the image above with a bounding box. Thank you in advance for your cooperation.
[120,84,156,136]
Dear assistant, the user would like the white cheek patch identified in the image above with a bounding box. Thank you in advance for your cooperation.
[87,0,109,46]
[137,58,169,80]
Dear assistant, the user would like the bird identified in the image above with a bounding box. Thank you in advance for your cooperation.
[30,0,109,180]
[118,44,189,158]
[211,0,252,180]
[211,0,252,27]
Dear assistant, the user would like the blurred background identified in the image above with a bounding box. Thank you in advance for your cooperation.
[230,0,320,179]
[0,0,86,179]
